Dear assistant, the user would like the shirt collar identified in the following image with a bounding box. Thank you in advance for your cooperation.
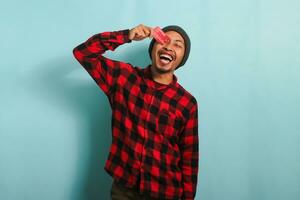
[143,65,178,90]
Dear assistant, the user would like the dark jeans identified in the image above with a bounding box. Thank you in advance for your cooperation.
[110,180,152,200]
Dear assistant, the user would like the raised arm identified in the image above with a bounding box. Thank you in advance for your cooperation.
[72,25,152,97]
[72,29,132,96]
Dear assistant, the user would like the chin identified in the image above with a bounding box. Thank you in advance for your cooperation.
[155,64,173,74]
[154,59,175,73]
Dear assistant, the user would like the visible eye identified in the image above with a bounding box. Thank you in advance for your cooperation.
[174,43,183,48]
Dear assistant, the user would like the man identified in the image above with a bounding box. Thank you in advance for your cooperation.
[73,24,199,200]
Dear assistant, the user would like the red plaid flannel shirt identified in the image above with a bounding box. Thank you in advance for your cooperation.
[73,29,199,200]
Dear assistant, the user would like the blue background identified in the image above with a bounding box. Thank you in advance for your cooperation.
[1,0,299,199]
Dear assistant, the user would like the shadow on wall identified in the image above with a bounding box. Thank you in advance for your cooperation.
[23,44,150,200]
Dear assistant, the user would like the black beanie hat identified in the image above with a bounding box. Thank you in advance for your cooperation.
[148,25,191,69]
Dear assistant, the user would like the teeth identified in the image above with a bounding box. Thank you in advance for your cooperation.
[160,54,173,61]
[161,59,170,64]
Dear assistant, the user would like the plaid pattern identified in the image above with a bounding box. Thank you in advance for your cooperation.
[73,29,199,200]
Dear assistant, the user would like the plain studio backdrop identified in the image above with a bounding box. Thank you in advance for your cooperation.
[0,0,299,200]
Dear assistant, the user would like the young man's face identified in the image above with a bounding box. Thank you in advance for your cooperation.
[151,31,185,73]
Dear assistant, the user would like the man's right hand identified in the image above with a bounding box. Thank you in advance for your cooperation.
[129,24,152,41]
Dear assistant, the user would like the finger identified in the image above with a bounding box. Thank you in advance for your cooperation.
[137,29,145,37]
[134,32,143,40]
[136,34,144,40]
[145,25,152,32]
[133,28,141,36]
[142,28,151,37]
[144,26,152,34]
[148,28,154,38]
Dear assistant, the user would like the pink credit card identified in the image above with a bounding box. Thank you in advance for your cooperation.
[151,27,171,44]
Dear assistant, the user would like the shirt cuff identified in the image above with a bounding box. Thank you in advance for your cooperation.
[117,29,132,43]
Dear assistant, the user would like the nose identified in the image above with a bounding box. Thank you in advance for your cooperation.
[163,43,173,52]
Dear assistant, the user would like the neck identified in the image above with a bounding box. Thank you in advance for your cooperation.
[150,65,174,85]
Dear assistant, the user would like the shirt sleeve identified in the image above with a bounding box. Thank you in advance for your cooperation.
[72,29,133,97]
[179,100,199,200]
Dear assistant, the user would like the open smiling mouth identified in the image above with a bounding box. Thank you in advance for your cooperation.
[158,52,176,65]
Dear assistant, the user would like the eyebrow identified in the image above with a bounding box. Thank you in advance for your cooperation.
[174,39,184,44]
